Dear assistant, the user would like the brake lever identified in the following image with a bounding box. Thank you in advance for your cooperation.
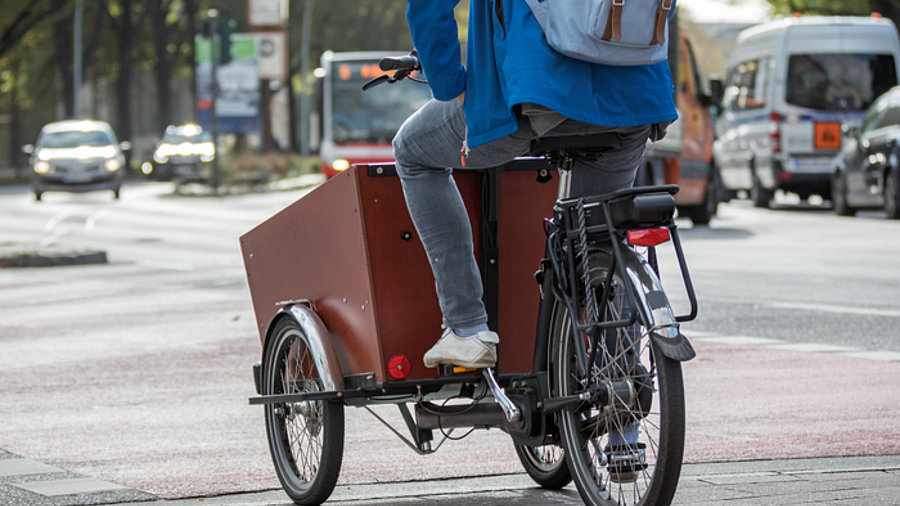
[362,75,391,91]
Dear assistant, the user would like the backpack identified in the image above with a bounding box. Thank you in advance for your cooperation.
[523,0,674,66]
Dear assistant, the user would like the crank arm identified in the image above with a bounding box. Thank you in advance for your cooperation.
[482,368,521,423]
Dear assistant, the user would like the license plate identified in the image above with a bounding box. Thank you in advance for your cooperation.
[63,173,92,183]
[790,156,832,172]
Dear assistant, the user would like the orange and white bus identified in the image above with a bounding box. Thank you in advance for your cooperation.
[318,51,432,178]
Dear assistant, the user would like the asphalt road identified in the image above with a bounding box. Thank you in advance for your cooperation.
[0,181,898,504]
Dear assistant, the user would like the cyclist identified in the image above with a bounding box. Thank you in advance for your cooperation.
[393,1,677,370]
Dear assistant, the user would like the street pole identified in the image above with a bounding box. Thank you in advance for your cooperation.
[208,9,221,195]
[299,0,314,156]
[73,0,83,118]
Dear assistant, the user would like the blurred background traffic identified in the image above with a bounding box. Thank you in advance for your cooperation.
[2,0,900,220]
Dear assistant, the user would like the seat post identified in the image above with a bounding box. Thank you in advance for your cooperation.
[557,156,576,200]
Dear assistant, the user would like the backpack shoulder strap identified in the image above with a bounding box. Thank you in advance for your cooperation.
[650,0,674,46]
[602,0,625,42]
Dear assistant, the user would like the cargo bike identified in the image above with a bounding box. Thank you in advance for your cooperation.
[241,56,697,506]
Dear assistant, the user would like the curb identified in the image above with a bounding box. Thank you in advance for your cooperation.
[0,250,108,268]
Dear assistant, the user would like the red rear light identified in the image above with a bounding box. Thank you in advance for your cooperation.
[769,111,782,154]
[627,228,671,247]
[388,355,411,379]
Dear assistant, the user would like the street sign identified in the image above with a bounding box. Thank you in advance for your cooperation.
[247,0,288,27]
[196,35,260,134]
[252,32,286,81]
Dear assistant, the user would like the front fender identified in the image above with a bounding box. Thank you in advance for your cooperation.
[263,302,344,392]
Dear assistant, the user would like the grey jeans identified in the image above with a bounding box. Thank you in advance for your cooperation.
[392,99,653,329]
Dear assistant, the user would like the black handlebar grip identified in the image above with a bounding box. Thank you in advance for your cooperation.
[380,55,419,71]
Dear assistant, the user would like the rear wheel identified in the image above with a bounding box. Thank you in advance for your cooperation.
[884,170,900,219]
[552,251,685,505]
[514,442,571,489]
[751,168,773,208]
[683,167,719,225]
[263,318,344,505]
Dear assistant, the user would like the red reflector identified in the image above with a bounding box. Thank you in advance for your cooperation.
[627,228,671,247]
[388,355,411,379]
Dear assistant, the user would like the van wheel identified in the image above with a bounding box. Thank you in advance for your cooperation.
[832,171,857,217]
[885,170,900,219]
[684,169,720,225]
[750,170,773,208]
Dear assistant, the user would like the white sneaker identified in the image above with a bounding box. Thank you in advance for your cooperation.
[423,328,499,369]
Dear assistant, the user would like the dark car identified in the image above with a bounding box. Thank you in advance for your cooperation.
[832,86,900,218]
[141,124,215,182]
[22,120,130,201]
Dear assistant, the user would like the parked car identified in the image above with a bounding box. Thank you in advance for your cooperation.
[22,119,130,201]
[142,124,215,182]
[831,86,900,218]
[715,15,900,208]
[643,22,719,225]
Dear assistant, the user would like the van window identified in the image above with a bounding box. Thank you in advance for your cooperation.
[785,54,897,111]
[723,59,770,111]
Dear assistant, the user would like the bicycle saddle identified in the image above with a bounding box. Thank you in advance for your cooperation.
[527,132,621,159]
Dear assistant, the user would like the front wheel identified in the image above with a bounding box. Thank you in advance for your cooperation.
[263,317,344,505]
[552,251,685,505]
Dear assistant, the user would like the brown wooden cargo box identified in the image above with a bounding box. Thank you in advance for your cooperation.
[240,162,557,382]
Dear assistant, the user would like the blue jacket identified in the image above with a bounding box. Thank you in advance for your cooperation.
[407,0,679,148]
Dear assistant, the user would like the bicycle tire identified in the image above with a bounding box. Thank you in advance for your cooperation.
[263,317,345,505]
[514,442,572,489]
[552,248,685,506]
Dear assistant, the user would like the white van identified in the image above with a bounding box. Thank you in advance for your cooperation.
[714,16,900,207]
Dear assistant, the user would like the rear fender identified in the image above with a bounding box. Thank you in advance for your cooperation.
[620,249,696,362]
[262,302,344,392]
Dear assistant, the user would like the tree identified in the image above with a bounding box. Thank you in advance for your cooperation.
[0,0,57,60]
[762,0,898,31]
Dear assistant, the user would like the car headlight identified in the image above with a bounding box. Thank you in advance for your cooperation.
[154,152,169,163]
[141,162,153,175]
[105,158,121,172]
[332,159,350,171]
[34,161,51,174]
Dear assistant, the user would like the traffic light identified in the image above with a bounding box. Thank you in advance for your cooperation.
[201,15,236,64]
[219,19,235,64]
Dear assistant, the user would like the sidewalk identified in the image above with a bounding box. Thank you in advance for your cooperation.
[145,455,899,505]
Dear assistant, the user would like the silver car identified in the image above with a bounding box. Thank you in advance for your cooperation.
[23,119,130,201]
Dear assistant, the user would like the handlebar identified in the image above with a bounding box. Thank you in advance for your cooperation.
[380,55,420,71]
[362,50,425,91]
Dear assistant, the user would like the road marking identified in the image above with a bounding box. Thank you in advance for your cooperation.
[137,261,196,272]
[764,343,859,353]
[693,335,783,346]
[691,334,899,362]
[841,351,900,362]
[12,477,128,496]
[768,301,900,318]
[84,208,112,231]
[42,210,77,232]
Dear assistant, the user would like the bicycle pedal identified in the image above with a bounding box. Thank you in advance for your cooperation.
[437,364,479,376]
